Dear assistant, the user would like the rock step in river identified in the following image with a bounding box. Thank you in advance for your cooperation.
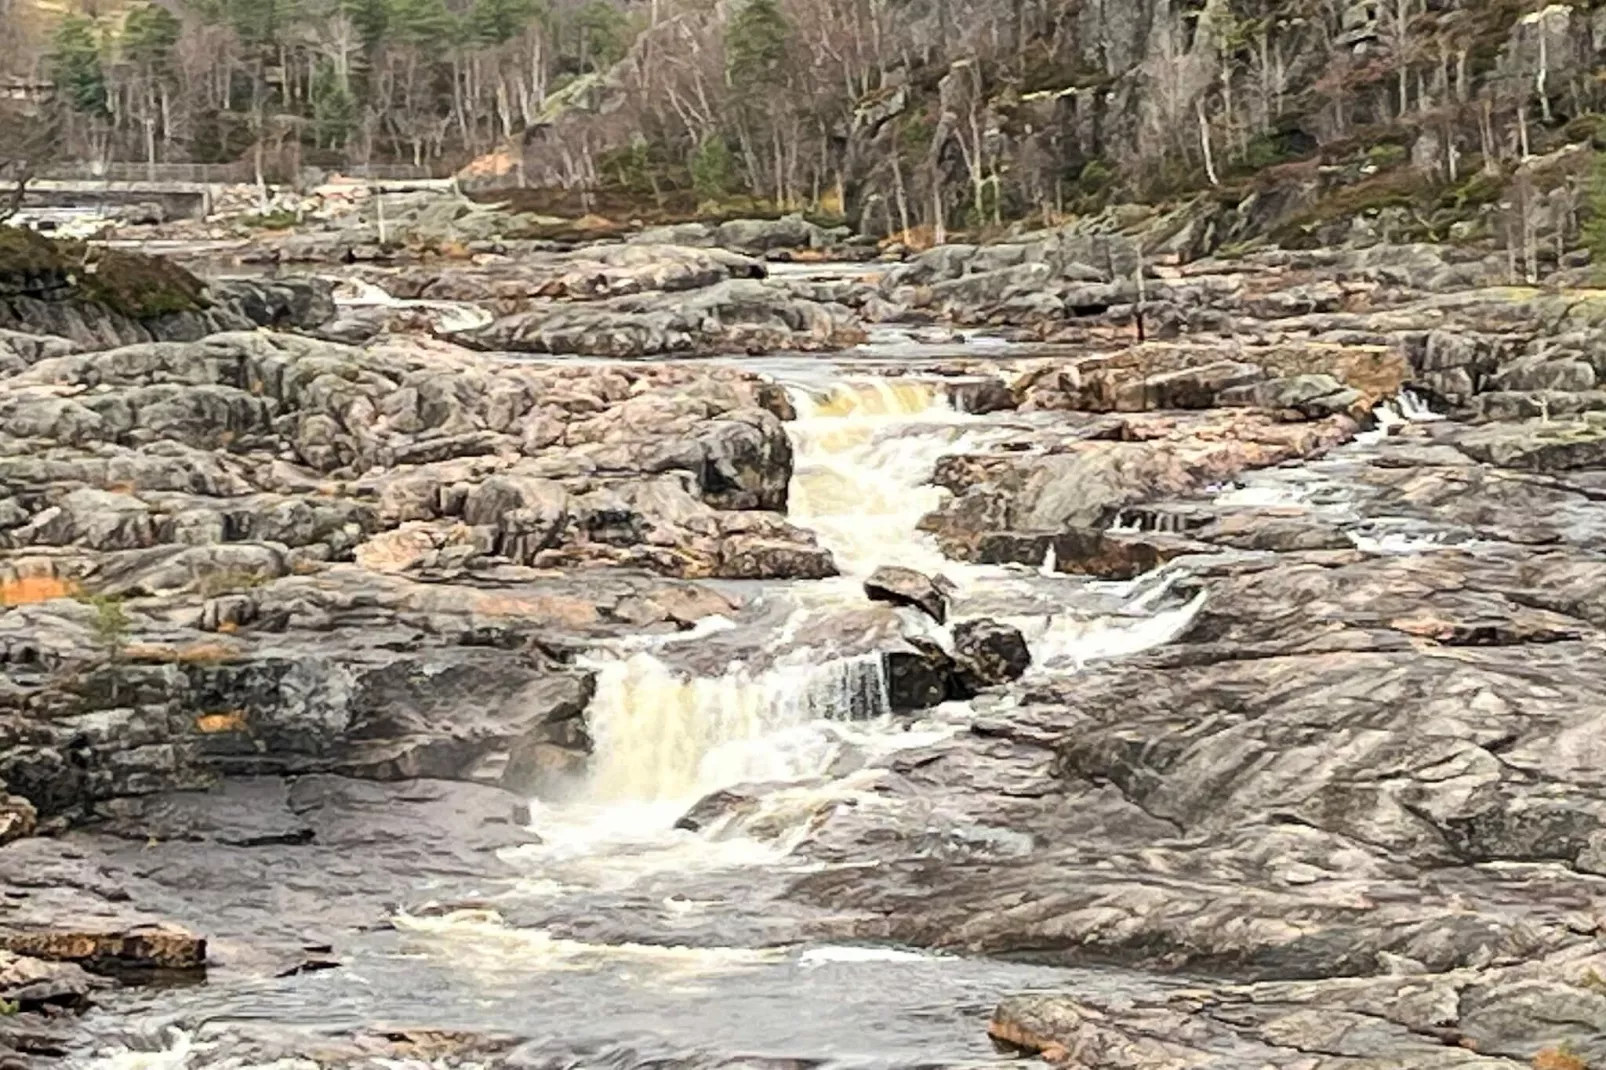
[58,358,1212,1070]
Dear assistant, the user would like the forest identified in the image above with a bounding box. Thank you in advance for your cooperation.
[2,0,1605,238]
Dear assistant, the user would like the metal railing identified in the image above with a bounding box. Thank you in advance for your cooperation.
[37,161,456,185]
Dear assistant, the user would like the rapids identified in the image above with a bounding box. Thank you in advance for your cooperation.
[72,353,1209,1070]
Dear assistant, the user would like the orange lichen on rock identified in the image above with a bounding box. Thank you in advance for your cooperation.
[1533,1048,1587,1070]
[194,712,248,734]
[0,575,80,606]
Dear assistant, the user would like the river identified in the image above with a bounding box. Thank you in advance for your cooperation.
[66,339,1210,1069]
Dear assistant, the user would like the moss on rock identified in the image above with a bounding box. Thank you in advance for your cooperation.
[0,226,208,320]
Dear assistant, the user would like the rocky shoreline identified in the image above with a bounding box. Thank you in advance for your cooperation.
[1,207,1604,1067]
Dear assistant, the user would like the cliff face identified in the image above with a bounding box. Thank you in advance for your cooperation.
[532,0,1606,256]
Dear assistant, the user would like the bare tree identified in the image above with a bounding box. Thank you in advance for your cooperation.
[0,102,57,224]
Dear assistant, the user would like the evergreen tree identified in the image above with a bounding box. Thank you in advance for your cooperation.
[691,135,733,202]
[573,1,630,73]
[123,4,183,69]
[52,16,108,117]
[726,0,788,94]
[342,0,392,52]
[1588,150,1606,282]
[310,60,358,145]
[388,0,458,48]
[470,0,541,47]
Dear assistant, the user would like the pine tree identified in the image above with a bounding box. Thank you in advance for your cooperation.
[691,136,733,203]
[470,0,541,47]
[572,1,631,73]
[1587,150,1606,282]
[388,0,458,48]
[726,0,789,94]
[341,0,392,52]
[123,4,183,69]
[52,16,108,118]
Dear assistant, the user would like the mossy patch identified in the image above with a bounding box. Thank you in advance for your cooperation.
[76,247,209,318]
[0,225,69,275]
[0,225,208,319]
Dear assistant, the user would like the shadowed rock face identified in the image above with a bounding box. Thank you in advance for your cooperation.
[0,230,335,351]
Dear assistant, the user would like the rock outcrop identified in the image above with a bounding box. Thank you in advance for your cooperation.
[0,228,334,350]
[864,566,953,624]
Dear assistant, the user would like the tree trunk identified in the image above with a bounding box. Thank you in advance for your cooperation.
[1196,99,1219,186]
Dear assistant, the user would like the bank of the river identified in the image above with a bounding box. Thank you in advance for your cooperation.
[1,204,1604,1070]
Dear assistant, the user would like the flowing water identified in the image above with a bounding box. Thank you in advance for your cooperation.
[74,360,1210,1070]
[328,276,496,333]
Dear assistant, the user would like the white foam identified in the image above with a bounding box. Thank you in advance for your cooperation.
[74,1029,195,1070]
[579,651,889,805]
[1024,590,1208,672]
[1348,530,1451,555]
[328,275,493,333]
[799,946,940,967]
[786,379,985,579]
[391,910,782,976]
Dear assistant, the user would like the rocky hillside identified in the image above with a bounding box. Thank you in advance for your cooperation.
[525,0,1606,257]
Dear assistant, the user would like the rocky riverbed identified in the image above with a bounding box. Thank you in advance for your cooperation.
[0,208,1604,1070]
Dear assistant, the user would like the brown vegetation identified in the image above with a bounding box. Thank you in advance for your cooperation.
[0,575,79,607]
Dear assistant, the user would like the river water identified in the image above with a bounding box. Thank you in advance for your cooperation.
[71,346,1208,1070]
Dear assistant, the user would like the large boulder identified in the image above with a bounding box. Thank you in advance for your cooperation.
[864,566,954,624]
[882,638,955,711]
[951,619,1031,692]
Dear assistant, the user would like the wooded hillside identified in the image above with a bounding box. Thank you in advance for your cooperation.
[4,1,1606,247]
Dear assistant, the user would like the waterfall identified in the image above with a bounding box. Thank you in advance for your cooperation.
[787,377,980,578]
[572,376,970,807]
[570,372,1204,813]
[327,275,494,333]
[580,651,889,804]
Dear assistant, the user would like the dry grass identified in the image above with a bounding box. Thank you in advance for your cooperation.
[171,642,240,665]
[194,570,267,598]
[0,575,80,606]
[1533,1048,1587,1070]
[126,641,240,665]
[194,712,248,734]
[879,224,939,252]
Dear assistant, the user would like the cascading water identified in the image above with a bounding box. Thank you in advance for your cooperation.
[569,371,1208,812]
[569,376,965,810]
[328,276,495,333]
[580,651,889,804]
[75,363,1213,1070]
[786,378,983,578]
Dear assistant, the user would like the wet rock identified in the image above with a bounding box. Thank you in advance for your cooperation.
[977,528,1199,580]
[864,566,954,624]
[950,620,1030,692]
[719,537,838,580]
[0,951,101,1012]
[0,794,35,845]
[0,923,205,973]
[674,786,764,832]
[502,740,589,801]
[926,410,1358,561]
[883,637,955,711]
